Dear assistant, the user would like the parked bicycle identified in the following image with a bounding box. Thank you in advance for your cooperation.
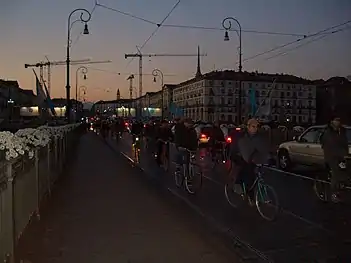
[175,147,203,194]
[224,164,279,221]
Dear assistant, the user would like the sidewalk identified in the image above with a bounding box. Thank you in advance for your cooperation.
[16,132,239,263]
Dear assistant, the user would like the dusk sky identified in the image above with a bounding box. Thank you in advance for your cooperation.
[1,0,350,102]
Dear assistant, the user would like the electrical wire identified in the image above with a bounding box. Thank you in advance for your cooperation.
[242,19,351,63]
[96,3,310,37]
[86,66,178,76]
[264,26,351,61]
[96,2,155,25]
[161,24,306,37]
[125,0,181,68]
[71,3,98,48]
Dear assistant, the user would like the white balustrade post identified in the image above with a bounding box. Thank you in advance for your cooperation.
[5,162,15,263]
[34,149,40,220]
[47,143,51,196]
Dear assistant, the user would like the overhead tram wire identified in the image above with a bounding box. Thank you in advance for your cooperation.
[264,26,351,61]
[71,2,98,48]
[95,3,323,38]
[242,19,351,64]
[125,0,181,69]
[85,66,179,76]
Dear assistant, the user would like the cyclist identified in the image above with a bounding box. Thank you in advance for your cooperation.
[232,118,269,205]
[209,120,226,162]
[131,120,143,144]
[175,118,198,170]
[320,114,349,203]
[155,120,173,166]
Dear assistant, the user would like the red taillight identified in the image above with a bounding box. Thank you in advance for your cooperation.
[125,122,128,126]
[200,133,207,139]
[144,124,146,128]
[226,136,232,143]
[235,127,241,131]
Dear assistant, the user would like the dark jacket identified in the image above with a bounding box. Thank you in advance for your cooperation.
[131,122,143,135]
[183,127,198,151]
[174,122,186,147]
[321,125,349,163]
[235,131,269,164]
[144,124,155,137]
[210,126,225,142]
[156,126,173,141]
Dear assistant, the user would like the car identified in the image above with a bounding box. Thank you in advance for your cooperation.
[277,125,351,170]
[195,124,212,144]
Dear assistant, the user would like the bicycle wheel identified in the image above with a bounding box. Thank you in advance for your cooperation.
[255,183,279,221]
[224,180,245,208]
[174,167,183,187]
[163,155,169,172]
[185,165,202,194]
[313,173,330,202]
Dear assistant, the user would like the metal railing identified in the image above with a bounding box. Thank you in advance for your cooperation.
[0,127,81,263]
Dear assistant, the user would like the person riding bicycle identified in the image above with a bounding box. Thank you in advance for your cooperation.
[131,120,143,144]
[114,118,124,139]
[209,120,226,161]
[155,120,173,166]
[100,119,109,138]
[232,118,270,205]
[320,114,349,203]
[175,118,198,169]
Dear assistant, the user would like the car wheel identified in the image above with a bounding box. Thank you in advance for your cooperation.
[278,150,291,170]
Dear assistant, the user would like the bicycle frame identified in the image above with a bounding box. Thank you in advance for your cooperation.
[183,150,197,179]
[240,166,267,199]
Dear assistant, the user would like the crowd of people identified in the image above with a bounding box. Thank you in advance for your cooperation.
[94,113,349,204]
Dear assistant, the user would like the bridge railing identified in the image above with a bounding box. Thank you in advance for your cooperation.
[0,124,82,263]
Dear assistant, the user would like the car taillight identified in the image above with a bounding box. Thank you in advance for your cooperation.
[235,127,241,131]
[200,134,207,139]
[144,124,146,128]
[226,136,232,143]
[125,122,128,126]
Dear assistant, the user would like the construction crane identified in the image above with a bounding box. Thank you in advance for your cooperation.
[24,59,112,95]
[125,46,207,98]
[127,74,134,99]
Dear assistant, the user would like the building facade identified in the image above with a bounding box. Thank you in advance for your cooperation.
[172,71,316,125]
[315,77,351,125]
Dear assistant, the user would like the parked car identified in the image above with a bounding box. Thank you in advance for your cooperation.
[277,125,351,170]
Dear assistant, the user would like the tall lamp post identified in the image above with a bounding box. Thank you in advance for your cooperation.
[152,68,164,119]
[75,66,88,107]
[66,9,91,123]
[79,85,88,102]
[222,17,242,123]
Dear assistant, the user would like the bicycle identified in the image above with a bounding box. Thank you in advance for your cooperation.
[224,164,279,221]
[132,134,141,163]
[174,147,203,194]
[157,139,170,172]
[314,161,350,202]
[210,141,229,169]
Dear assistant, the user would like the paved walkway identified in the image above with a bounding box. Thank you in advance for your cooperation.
[16,133,239,263]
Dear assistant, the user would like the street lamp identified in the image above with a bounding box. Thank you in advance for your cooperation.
[79,85,88,102]
[152,68,164,119]
[222,16,243,123]
[75,66,88,109]
[66,8,91,123]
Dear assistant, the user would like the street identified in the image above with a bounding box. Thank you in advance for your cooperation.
[109,132,351,262]
[16,132,241,263]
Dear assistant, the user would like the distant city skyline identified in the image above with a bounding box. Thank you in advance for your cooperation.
[1,0,350,102]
